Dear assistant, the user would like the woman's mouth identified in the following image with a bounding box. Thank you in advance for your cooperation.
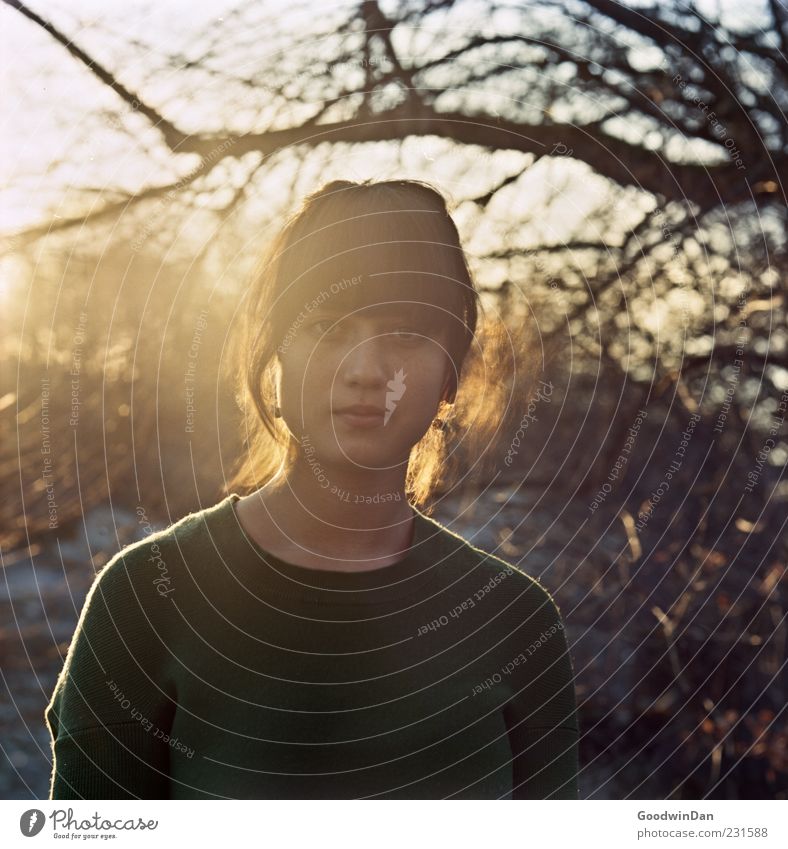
[333,405,386,428]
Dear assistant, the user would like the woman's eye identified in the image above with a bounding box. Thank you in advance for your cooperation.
[393,326,421,342]
[312,318,338,336]
[309,319,423,342]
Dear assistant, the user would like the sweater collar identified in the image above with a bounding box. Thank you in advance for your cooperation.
[212,493,446,605]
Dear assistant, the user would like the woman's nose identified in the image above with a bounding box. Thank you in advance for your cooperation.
[340,334,392,388]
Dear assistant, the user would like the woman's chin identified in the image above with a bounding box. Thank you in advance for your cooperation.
[306,436,406,470]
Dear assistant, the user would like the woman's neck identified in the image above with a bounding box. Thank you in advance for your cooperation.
[234,463,416,571]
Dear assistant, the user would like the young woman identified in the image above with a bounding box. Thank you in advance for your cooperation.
[45,179,579,799]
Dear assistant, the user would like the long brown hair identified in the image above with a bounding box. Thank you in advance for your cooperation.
[225,178,527,511]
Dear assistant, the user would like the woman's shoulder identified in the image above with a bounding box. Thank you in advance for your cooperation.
[418,509,565,623]
[94,496,231,594]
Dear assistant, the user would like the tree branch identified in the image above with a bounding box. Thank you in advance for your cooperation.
[4,0,192,152]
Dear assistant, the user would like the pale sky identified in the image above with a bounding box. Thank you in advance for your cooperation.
[0,0,769,277]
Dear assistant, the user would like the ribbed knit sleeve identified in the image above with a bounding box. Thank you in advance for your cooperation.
[500,575,580,799]
[45,537,177,799]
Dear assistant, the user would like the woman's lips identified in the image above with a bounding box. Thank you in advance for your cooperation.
[333,409,385,428]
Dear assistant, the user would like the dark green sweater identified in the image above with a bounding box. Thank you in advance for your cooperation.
[45,494,579,799]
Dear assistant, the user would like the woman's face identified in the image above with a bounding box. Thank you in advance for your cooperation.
[277,299,454,472]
